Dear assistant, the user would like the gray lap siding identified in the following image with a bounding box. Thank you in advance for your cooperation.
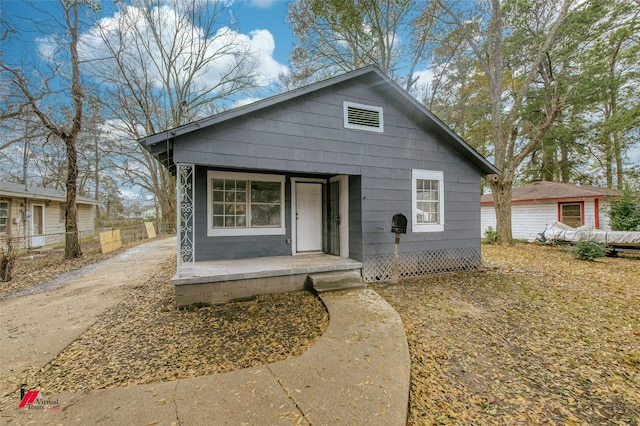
[178,79,482,267]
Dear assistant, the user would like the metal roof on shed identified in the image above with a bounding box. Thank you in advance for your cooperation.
[0,181,99,205]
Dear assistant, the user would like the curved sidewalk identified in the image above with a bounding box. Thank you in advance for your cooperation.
[5,289,411,425]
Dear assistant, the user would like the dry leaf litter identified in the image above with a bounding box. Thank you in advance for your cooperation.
[2,258,328,399]
[372,243,639,425]
[2,240,639,425]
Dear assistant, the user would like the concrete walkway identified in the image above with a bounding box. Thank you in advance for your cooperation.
[1,240,410,425]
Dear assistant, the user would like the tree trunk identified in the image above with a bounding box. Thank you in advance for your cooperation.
[490,178,513,245]
[94,112,100,218]
[605,134,613,187]
[614,130,623,189]
[65,135,82,259]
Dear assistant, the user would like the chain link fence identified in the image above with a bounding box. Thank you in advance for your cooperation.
[3,221,174,255]
[1,222,175,282]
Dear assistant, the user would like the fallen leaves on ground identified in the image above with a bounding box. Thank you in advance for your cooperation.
[15,259,328,394]
[5,241,639,424]
[372,244,640,425]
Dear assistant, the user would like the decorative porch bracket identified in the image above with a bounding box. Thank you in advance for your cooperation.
[177,163,195,276]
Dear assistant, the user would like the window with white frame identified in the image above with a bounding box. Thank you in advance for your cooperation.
[412,169,444,232]
[207,171,285,236]
[0,200,8,234]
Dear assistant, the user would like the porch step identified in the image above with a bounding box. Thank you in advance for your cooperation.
[308,270,366,293]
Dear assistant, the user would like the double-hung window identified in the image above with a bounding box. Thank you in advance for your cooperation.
[207,171,285,236]
[0,200,8,234]
[412,169,444,232]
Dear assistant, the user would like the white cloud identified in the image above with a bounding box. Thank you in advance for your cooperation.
[231,96,262,108]
[79,3,288,92]
[409,68,434,102]
[413,68,434,85]
[249,0,275,8]
[119,188,138,200]
[247,29,289,85]
[35,36,57,61]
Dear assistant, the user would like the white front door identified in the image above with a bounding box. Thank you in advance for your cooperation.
[296,183,322,252]
[31,204,45,248]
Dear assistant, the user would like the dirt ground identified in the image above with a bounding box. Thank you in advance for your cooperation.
[0,237,149,300]
[373,244,640,425]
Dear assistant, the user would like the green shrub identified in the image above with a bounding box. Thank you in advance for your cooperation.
[606,186,640,231]
[572,241,605,261]
[483,226,499,244]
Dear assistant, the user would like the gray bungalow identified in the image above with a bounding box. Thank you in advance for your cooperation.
[140,66,499,305]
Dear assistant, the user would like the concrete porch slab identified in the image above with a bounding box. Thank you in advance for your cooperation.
[174,254,362,285]
[172,254,363,306]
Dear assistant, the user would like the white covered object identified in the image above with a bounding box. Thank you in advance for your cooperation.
[539,222,640,248]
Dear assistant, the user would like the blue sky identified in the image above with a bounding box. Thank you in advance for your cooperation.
[230,0,294,65]
[1,0,295,72]
[0,0,297,200]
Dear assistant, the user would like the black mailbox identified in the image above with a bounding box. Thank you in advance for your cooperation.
[391,213,407,234]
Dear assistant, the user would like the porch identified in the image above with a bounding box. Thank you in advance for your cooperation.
[173,253,363,306]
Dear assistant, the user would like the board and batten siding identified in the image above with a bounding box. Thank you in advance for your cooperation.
[481,199,613,242]
[178,77,483,271]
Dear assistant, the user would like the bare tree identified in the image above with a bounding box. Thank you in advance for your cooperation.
[1,0,91,258]
[436,0,577,244]
[285,0,434,90]
[83,0,262,222]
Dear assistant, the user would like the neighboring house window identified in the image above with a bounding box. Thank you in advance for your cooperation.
[559,202,583,227]
[412,169,444,232]
[207,171,285,236]
[60,204,66,222]
[343,101,384,133]
[0,200,8,233]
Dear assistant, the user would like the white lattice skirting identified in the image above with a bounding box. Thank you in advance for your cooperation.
[362,247,481,282]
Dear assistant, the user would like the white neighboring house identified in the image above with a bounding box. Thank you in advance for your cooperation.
[142,207,158,219]
[481,181,621,241]
[0,182,98,248]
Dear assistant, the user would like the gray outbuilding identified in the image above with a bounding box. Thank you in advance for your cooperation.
[139,66,499,305]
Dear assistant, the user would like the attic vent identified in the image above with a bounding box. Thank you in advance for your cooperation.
[344,101,384,133]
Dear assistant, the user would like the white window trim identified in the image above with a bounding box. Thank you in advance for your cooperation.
[343,101,384,133]
[0,199,9,234]
[207,170,286,237]
[412,169,444,233]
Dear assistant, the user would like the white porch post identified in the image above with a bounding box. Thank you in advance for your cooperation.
[177,163,195,276]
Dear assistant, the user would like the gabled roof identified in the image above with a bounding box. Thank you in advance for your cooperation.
[481,181,621,204]
[0,181,99,205]
[139,66,499,176]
